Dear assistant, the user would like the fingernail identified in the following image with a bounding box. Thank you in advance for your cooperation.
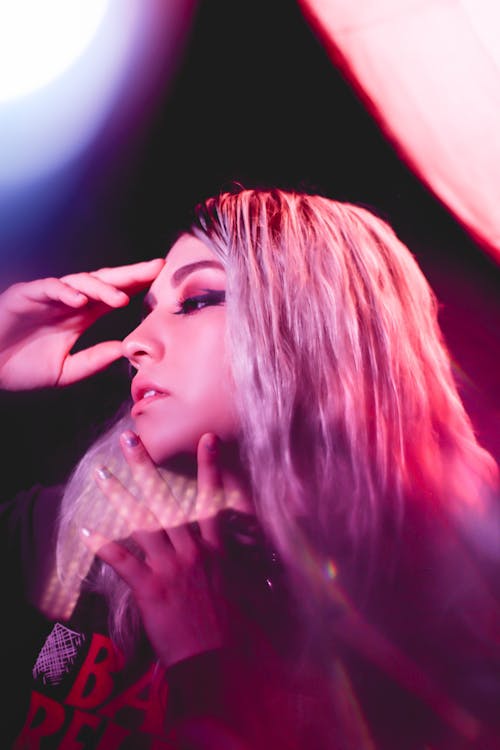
[96,466,111,480]
[122,431,139,448]
[205,434,218,453]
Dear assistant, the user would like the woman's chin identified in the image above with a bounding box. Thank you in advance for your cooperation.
[135,429,199,474]
[158,451,198,478]
[139,433,245,481]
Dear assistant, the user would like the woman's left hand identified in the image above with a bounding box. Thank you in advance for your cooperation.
[82,432,238,668]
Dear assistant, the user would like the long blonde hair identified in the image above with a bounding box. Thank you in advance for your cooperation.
[57,188,498,653]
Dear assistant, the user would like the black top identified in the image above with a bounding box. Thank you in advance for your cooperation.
[1,484,500,749]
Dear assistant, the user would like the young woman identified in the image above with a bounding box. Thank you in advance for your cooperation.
[1,188,498,749]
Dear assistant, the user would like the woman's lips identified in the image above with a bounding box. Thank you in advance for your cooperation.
[131,387,169,417]
[131,377,169,403]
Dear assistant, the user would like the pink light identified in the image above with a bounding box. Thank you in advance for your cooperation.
[300,0,500,265]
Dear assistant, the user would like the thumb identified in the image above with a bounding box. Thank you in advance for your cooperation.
[59,341,124,385]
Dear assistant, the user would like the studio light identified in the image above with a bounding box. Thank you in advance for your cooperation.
[0,0,109,102]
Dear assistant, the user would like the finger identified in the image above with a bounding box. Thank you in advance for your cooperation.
[94,465,160,535]
[94,465,180,567]
[6,278,89,311]
[89,259,165,293]
[118,432,199,560]
[196,434,252,516]
[94,463,192,565]
[196,434,225,548]
[119,431,184,526]
[80,528,160,597]
[163,522,201,562]
[58,341,124,385]
[60,273,130,308]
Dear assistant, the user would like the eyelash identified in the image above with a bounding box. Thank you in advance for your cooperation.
[173,290,226,315]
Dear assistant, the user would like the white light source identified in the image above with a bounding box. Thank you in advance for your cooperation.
[0,0,198,189]
[0,0,110,102]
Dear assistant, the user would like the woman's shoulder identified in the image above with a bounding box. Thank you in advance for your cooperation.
[0,482,63,556]
[0,482,64,603]
[1,481,64,520]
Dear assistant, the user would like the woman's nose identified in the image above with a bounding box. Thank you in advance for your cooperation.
[122,318,163,368]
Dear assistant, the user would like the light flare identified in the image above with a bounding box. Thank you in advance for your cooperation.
[0,0,110,102]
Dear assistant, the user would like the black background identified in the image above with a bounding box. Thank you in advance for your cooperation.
[1,0,498,499]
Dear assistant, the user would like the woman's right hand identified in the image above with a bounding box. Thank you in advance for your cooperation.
[0,258,164,390]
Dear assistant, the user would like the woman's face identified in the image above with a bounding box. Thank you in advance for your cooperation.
[123,234,239,468]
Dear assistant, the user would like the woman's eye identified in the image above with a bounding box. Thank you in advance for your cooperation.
[174,290,225,316]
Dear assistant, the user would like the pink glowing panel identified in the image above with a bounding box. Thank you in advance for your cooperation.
[0,0,198,187]
[300,0,500,265]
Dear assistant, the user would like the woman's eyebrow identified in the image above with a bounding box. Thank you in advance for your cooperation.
[171,260,224,287]
[142,260,225,312]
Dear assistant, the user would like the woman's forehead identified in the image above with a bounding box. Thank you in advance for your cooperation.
[165,234,217,268]
[147,235,225,302]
